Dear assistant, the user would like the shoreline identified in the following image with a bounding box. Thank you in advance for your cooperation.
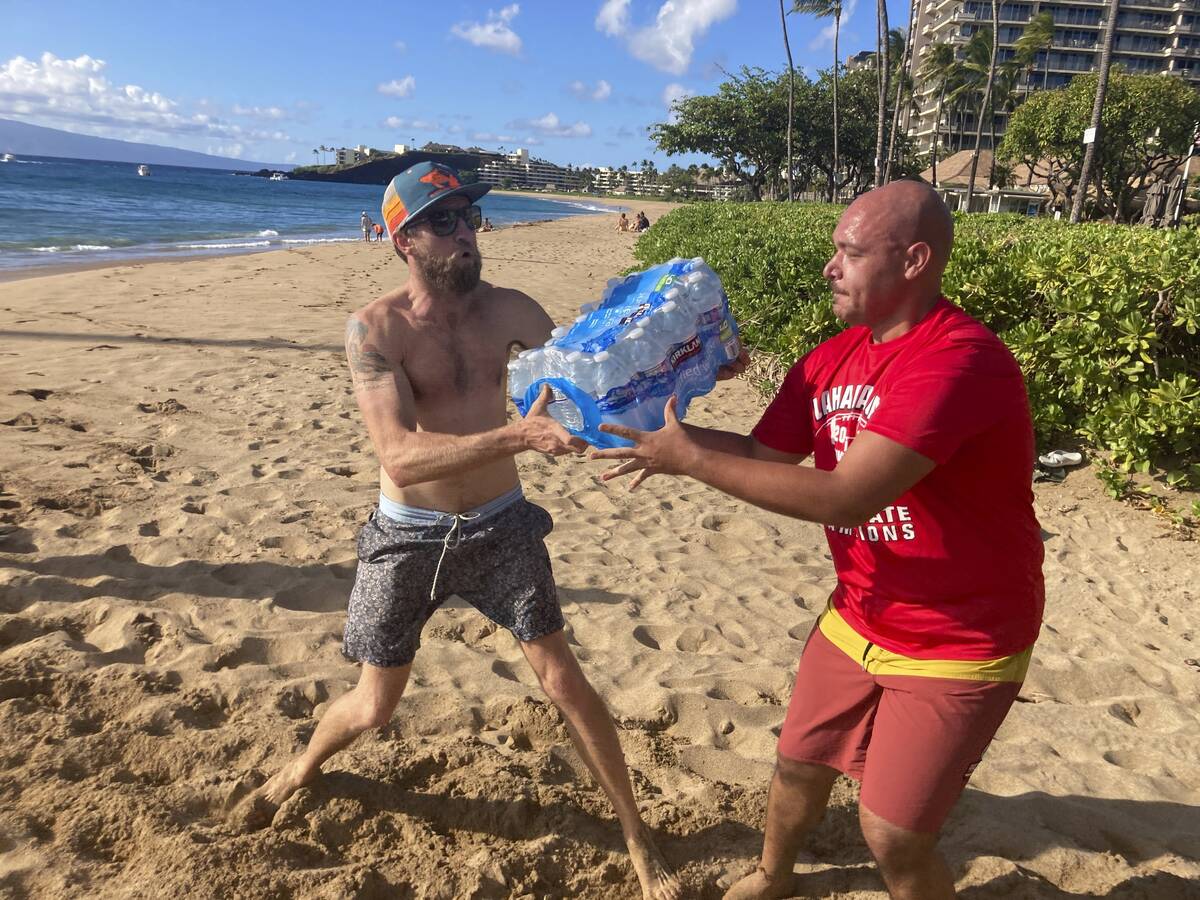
[0,193,629,286]
[0,205,627,286]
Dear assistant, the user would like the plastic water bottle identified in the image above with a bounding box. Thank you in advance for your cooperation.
[509,257,738,447]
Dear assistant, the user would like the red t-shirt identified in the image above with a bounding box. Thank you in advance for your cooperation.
[752,298,1044,660]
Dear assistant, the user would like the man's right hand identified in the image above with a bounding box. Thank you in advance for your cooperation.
[518,385,588,456]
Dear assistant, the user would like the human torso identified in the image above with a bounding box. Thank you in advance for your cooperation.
[376,283,531,512]
[755,299,1045,659]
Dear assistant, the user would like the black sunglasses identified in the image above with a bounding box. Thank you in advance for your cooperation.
[409,204,483,237]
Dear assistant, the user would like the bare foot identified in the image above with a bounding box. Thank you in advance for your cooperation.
[721,866,794,900]
[228,758,314,832]
[626,822,683,900]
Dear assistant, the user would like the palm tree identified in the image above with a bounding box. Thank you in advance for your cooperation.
[989,60,1020,187]
[1014,11,1056,99]
[312,148,319,165]
[885,11,917,183]
[1071,0,1121,222]
[920,42,959,186]
[792,0,842,198]
[965,0,1000,212]
[781,0,797,201]
[874,0,891,186]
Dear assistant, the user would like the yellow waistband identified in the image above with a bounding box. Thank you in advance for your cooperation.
[818,604,1032,683]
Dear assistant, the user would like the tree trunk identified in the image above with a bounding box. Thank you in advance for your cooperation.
[1071,0,1120,223]
[965,0,1000,212]
[781,0,795,202]
[932,81,947,185]
[833,11,841,201]
[885,0,917,182]
[875,0,891,187]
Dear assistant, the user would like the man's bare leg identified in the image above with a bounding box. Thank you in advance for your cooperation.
[723,757,838,900]
[520,631,682,900]
[232,662,410,829]
[859,804,955,900]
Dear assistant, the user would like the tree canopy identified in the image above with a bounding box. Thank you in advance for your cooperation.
[999,70,1200,222]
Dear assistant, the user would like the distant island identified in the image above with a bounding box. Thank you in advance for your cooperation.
[0,117,288,170]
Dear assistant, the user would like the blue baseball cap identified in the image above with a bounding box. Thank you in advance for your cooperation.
[382,161,490,237]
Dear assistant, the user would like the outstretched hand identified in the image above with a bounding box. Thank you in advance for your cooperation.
[521,385,588,456]
[716,347,750,381]
[591,396,698,490]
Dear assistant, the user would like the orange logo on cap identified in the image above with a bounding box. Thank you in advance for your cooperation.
[419,167,461,194]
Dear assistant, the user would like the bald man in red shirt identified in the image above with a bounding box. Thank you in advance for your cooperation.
[594,180,1044,900]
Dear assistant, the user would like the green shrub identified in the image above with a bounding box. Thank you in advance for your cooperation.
[635,204,1200,484]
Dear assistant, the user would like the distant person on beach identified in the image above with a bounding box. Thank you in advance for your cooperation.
[481,217,494,232]
[635,211,650,232]
[593,180,1044,900]
[373,222,384,241]
[237,161,683,900]
[616,212,632,233]
[361,211,371,241]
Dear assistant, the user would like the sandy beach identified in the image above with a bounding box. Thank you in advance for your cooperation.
[2,203,1198,899]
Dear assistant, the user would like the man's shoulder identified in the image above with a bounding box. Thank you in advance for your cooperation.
[349,288,412,333]
[927,302,1019,368]
[477,282,545,317]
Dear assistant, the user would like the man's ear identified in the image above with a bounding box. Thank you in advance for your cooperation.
[905,242,933,281]
[392,228,412,259]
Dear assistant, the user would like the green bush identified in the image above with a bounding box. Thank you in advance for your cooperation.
[634,204,1200,485]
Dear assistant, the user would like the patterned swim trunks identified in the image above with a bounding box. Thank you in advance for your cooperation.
[342,489,564,668]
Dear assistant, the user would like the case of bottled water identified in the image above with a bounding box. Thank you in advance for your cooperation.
[508,257,740,448]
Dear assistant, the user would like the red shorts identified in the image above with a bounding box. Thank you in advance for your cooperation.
[778,622,1023,833]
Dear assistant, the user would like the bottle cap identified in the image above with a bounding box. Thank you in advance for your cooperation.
[594,351,610,362]
[551,326,568,338]
[659,300,677,314]
[626,327,645,341]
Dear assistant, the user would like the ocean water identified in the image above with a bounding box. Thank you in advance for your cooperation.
[0,155,619,273]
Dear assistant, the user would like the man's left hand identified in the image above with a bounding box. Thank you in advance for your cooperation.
[591,396,698,489]
[716,347,750,381]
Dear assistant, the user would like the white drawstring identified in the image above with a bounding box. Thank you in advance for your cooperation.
[429,512,480,603]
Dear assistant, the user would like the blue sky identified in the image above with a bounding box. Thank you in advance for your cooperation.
[1,0,911,168]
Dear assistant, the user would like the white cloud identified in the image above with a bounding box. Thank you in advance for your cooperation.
[383,115,439,130]
[595,0,632,36]
[471,131,519,143]
[206,142,244,158]
[450,5,523,56]
[284,151,297,162]
[0,52,290,146]
[809,0,858,50]
[232,104,287,120]
[377,76,416,97]
[662,82,695,121]
[568,78,612,101]
[597,0,738,76]
[394,40,408,52]
[508,112,592,138]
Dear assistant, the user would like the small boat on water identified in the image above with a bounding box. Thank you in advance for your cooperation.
[137,164,151,176]
[1,153,14,163]
[269,172,287,181]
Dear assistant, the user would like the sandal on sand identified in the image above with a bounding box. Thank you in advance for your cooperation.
[1033,466,1066,484]
[1038,450,1083,468]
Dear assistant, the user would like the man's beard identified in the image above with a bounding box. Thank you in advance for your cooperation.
[410,245,483,296]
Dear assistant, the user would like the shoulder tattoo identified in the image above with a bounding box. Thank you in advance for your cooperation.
[345,318,392,390]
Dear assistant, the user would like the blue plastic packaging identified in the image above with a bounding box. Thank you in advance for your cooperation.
[508,257,740,448]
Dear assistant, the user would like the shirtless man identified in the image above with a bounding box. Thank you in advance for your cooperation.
[239,162,681,900]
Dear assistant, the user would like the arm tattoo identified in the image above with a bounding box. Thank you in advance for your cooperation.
[345,319,393,390]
